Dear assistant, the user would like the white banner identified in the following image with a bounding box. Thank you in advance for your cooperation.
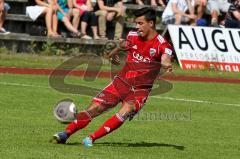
[168,25,240,72]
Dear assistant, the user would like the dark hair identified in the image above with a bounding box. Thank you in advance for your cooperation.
[133,7,156,25]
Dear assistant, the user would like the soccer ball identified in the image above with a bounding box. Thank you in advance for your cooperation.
[53,99,78,123]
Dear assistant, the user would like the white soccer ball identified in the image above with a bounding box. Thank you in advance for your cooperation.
[53,99,78,123]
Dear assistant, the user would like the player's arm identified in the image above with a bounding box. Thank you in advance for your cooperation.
[107,40,130,65]
[108,47,121,65]
[161,54,173,72]
[160,41,174,72]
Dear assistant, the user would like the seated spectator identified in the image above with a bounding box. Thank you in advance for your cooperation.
[135,0,166,7]
[94,0,125,40]
[73,0,100,39]
[26,0,60,37]
[225,0,240,28]
[195,0,207,26]
[0,0,10,34]
[195,0,207,19]
[206,0,231,26]
[57,0,82,37]
[162,0,197,25]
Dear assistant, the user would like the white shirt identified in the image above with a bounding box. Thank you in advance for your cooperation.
[162,0,195,20]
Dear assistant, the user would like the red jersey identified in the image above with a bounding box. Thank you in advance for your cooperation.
[117,31,173,89]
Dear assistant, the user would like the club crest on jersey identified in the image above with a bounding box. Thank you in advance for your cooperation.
[149,48,156,56]
[165,48,172,56]
[132,45,137,49]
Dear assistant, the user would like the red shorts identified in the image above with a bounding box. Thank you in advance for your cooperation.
[92,77,150,112]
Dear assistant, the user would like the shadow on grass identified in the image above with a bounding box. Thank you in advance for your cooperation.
[68,141,185,150]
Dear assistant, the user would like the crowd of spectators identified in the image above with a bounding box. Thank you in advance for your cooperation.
[0,0,240,38]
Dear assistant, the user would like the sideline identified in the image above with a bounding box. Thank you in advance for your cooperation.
[1,81,240,108]
[151,96,240,107]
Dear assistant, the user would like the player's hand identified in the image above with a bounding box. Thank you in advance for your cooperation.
[109,55,120,66]
[162,65,173,73]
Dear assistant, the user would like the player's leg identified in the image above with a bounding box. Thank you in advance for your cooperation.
[53,102,107,144]
[82,101,135,147]
[65,102,109,136]
[53,81,121,144]
[83,90,149,147]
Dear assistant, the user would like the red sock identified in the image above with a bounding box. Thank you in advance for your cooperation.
[90,113,124,142]
[65,111,92,136]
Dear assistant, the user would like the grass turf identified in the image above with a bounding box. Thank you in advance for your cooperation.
[0,73,240,159]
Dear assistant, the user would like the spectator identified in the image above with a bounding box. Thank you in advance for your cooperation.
[26,0,60,37]
[94,0,125,40]
[73,0,100,39]
[195,0,207,19]
[135,0,166,7]
[57,0,82,37]
[225,0,240,28]
[0,0,10,34]
[162,0,197,25]
[206,0,231,26]
[195,0,207,26]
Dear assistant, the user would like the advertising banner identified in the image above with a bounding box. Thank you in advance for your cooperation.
[168,25,240,72]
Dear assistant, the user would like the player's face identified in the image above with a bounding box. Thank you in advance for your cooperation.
[135,16,153,38]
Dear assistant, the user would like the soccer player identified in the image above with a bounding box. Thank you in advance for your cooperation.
[53,7,173,147]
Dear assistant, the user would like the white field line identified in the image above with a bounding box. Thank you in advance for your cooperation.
[151,96,240,107]
[1,81,240,107]
[0,81,50,89]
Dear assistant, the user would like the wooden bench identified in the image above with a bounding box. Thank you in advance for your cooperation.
[125,4,164,12]
[0,33,107,45]
[0,32,110,53]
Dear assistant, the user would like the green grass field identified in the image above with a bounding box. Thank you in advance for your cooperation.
[0,73,240,159]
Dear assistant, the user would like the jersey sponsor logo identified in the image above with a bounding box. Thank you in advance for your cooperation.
[149,48,156,56]
[132,51,150,63]
[164,48,172,56]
